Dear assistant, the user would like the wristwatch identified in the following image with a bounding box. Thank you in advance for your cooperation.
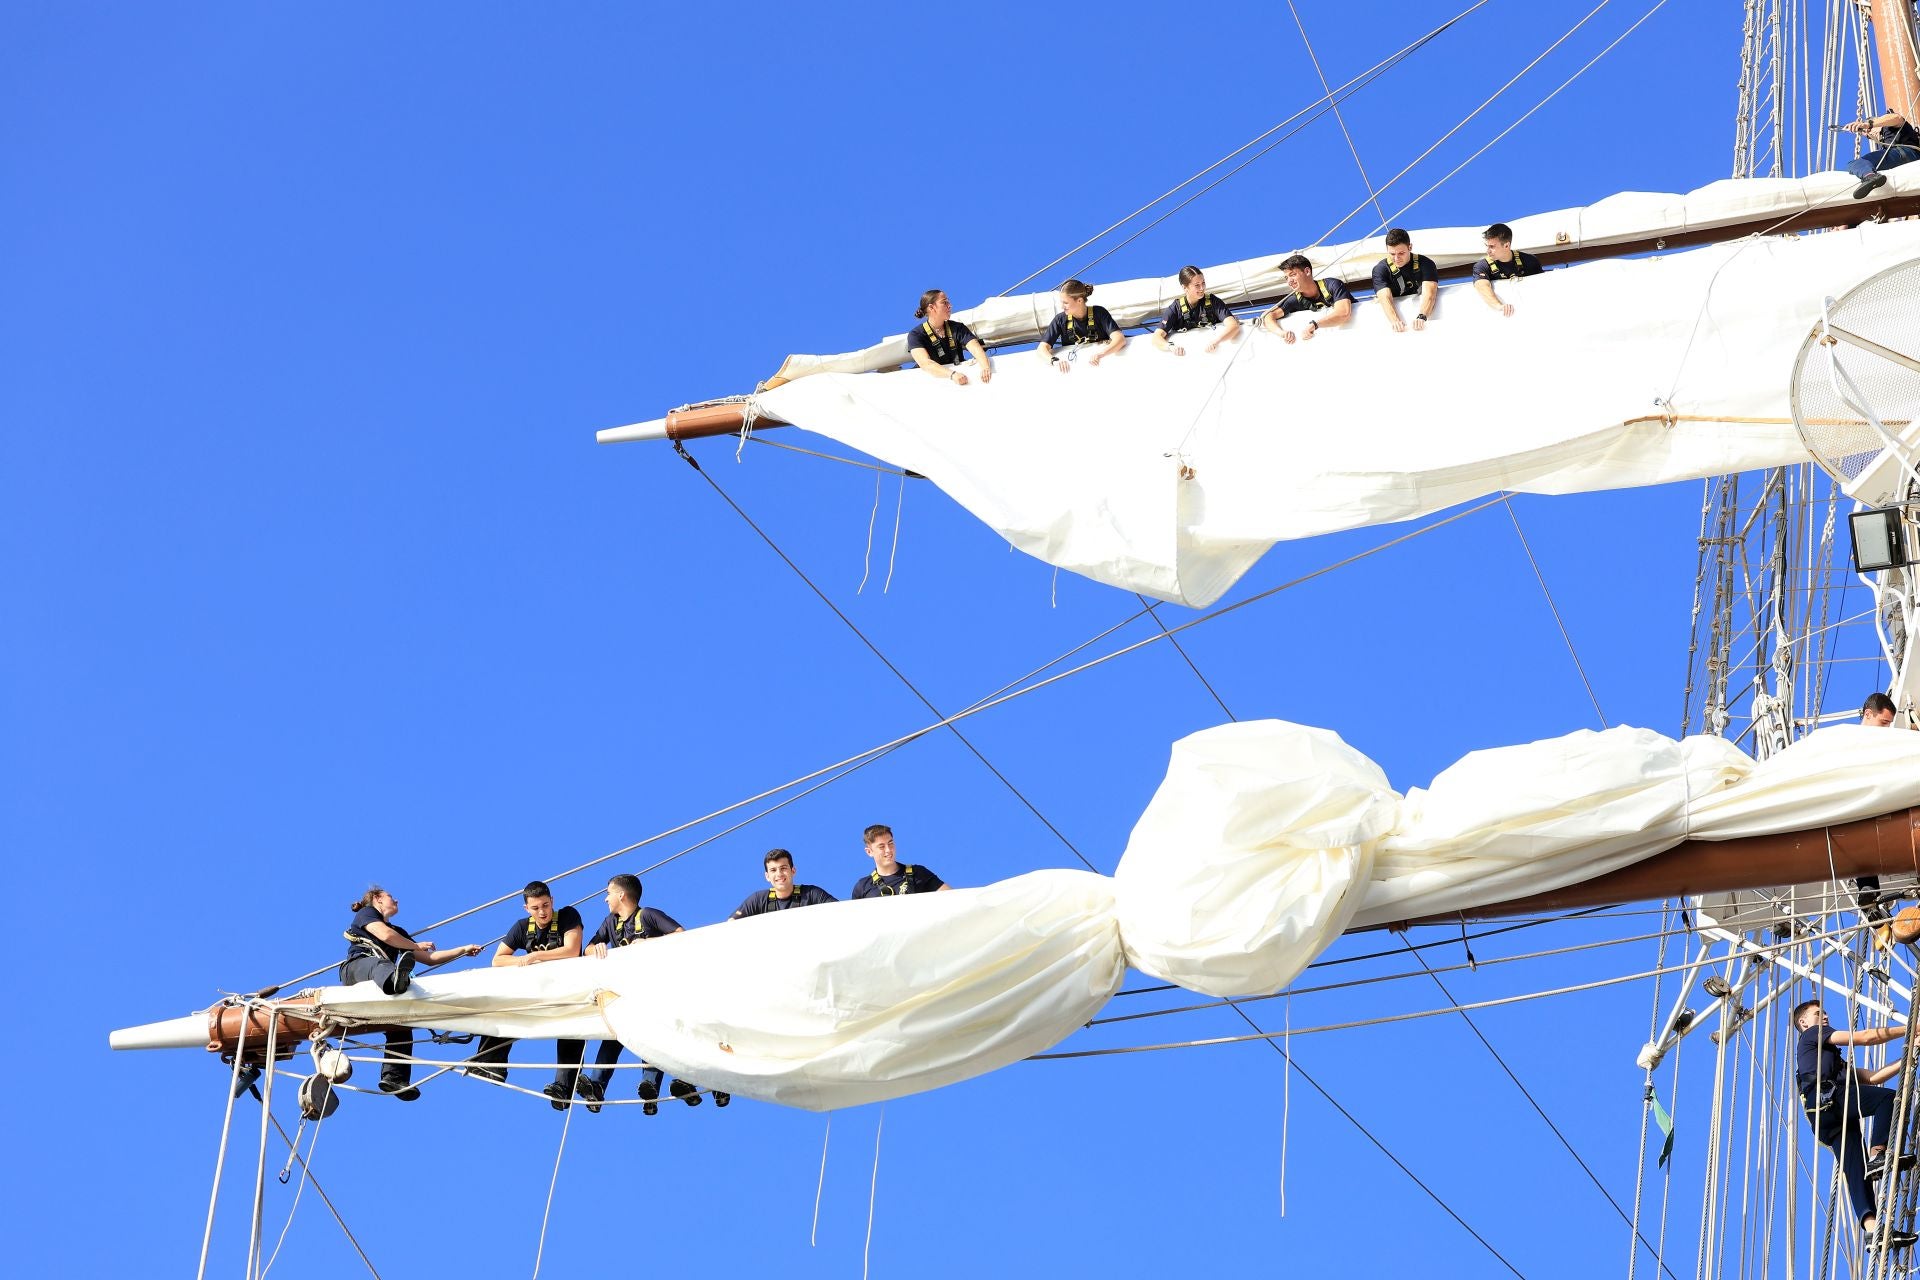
[1416,313,1428,321]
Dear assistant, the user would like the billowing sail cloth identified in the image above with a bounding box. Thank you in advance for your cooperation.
[744,178,1920,607]
[275,722,1920,1111]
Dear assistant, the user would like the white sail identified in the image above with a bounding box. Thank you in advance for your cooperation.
[752,212,1920,606]
[213,721,1920,1111]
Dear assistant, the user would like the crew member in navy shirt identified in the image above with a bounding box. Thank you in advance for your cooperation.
[582,874,725,1111]
[732,848,838,918]
[1258,255,1352,345]
[851,824,950,899]
[467,880,587,1110]
[1845,110,1919,199]
[339,884,484,1100]
[1152,266,1240,356]
[906,288,993,385]
[1471,222,1543,318]
[1037,279,1126,372]
[1371,228,1439,333]
[1792,1000,1915,1247]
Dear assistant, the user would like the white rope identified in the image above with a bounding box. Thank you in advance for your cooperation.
[195,1010,249,1280]
[260,1106,326,1277]
[811,1116,832,1247]
[1279,991,1291,1217]
[530,1103,573,1280]
[882,472,906,594]
[863,1106,886,1280]
[246,1011,280,1280]
[858,469,881,595]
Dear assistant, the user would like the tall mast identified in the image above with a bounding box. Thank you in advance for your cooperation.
[1867,0,1920,123]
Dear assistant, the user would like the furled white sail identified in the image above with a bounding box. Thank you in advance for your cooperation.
[201,721,1920,1111]
[752,213,1920,606]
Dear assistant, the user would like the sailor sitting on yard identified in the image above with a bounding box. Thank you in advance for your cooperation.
[851,823,951,898]
[583,873,726,1112]
[1258,255,1352,344]
[339,884,484,1101]
[1371,228,1440,333]
[1845,111,1919,200]
[907,288,993,385]
[1037,278,1126,372]
[466,880,586,1109]
[1471,222,1543,318]
[730,847,837,918]
[1793,1000,1917,1248]
[1152,266,1241,357]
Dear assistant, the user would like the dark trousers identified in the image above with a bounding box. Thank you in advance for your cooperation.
[587,1040,664,1095]
[1849,145,1920,180]
[1831,1083,1899,1224]
[474,1035,585,1090]
[339,955,415,1086]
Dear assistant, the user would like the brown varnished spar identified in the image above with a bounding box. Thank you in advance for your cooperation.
[1399,805,1920,927]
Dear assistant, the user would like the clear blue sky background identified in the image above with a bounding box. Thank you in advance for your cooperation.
[4,3,1896,1276]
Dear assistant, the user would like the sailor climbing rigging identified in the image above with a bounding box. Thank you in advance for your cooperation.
[1792,1000,1917,1249]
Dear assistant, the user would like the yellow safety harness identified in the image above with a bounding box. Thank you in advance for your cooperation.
[870,865,921,896]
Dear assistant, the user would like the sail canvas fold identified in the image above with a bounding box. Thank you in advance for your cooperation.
[291,723,1920,1111]
[759,216,1920,606]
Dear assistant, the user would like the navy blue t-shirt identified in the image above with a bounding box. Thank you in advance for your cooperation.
[1796,1025,1847,1090]
[1158,292,1234,335]
[589,906,684,948]
[345,905,413,962]
[1042,305,1119,349]
[732,884,838,918]
[1472,249,1543,283]
[1276,277,1352,317]
[504,906,583,954]
[851,864,946,899]
[905,319,979,367]
[1370,254,1439,299]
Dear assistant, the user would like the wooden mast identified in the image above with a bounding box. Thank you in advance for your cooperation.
[1868,0,1920,124]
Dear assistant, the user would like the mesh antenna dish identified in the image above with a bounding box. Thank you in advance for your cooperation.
[1790,258,1920,506]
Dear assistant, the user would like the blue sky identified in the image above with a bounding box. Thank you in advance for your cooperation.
[4,3,1897,1276]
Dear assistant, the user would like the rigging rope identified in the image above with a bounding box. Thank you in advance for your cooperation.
[196,1011,250,1280]
[245,1012,280,1280]
[259,1101,325,1277]
[1402,938,1681,1279]
[863,1106,885,1280]
[811,1117,831,1247]
[1502,494,1610,728]
[1284,0,1390,229]
[263,492,1509,994]
[530,1103,573,1280]
[998,1,1491,296]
